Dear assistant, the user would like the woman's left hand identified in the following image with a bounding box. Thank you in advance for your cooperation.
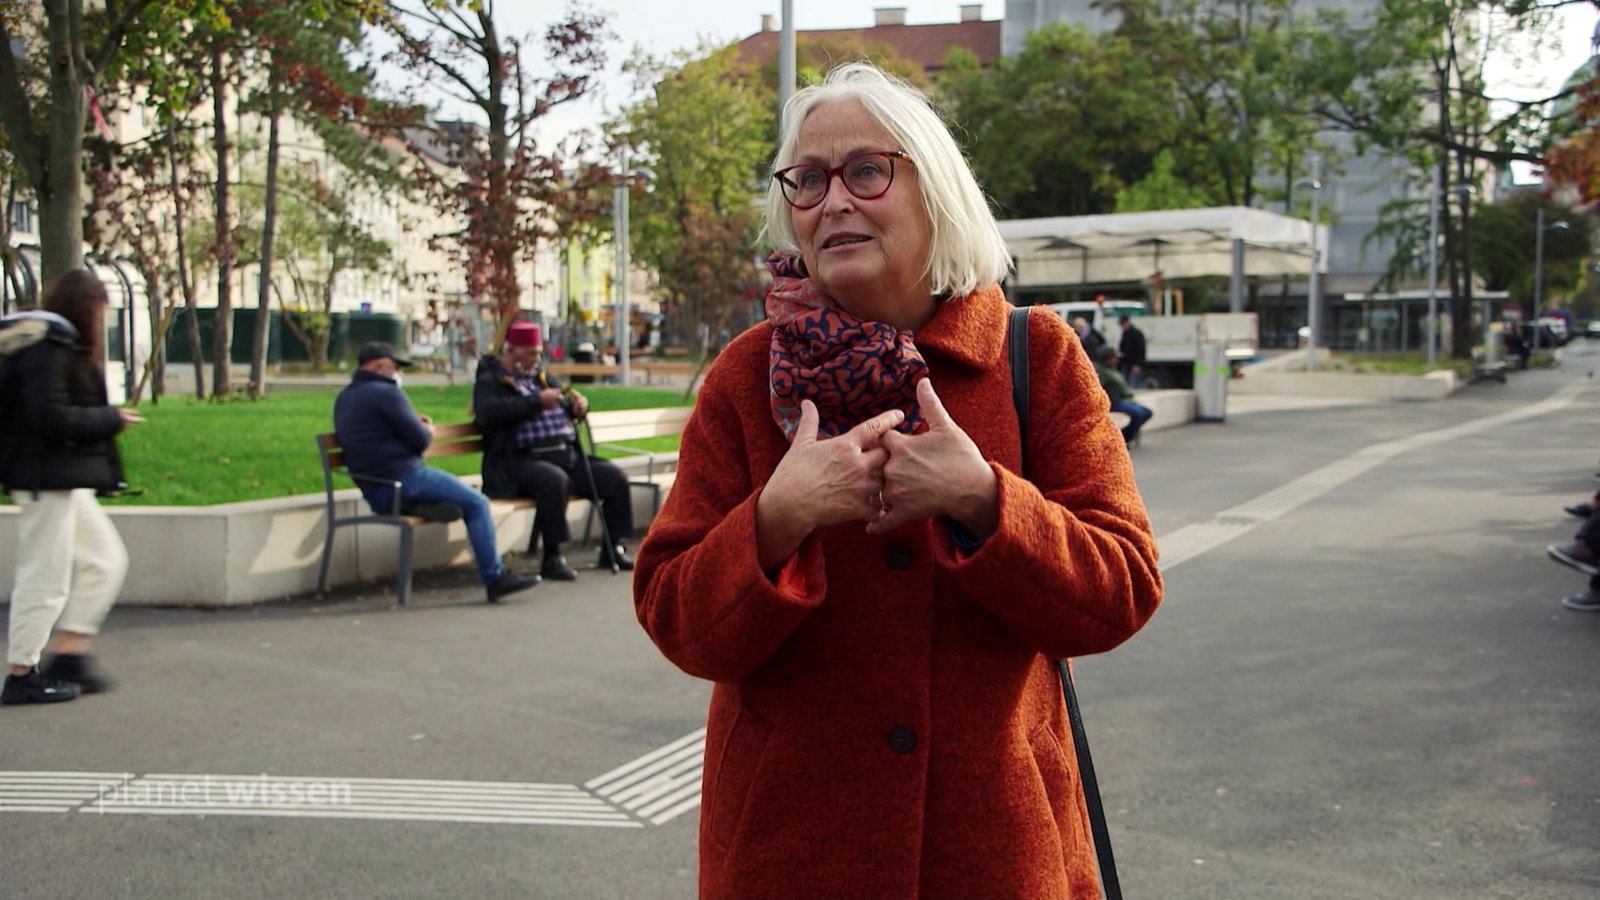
[870,378,998,537]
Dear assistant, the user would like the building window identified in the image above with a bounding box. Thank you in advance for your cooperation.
[8,201,35,235]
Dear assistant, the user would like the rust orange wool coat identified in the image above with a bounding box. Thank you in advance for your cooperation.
[634,287,1162,900]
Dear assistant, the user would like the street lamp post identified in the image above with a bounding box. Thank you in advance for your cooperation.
[1533,206,1571,350]
[613,142,631,385]
[1426,165,1441,369]
[1297,154,1323,372]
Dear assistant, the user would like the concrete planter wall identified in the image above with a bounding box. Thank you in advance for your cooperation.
[1233,369,1457,401]
[0,391,1203,608]
[0,484,660,608]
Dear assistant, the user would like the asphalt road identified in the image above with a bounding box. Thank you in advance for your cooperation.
[3,347,1599,899]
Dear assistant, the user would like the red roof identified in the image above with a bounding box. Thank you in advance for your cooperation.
[733,20,1001,74]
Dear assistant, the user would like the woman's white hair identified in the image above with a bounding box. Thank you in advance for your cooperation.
[763,62,1013,297]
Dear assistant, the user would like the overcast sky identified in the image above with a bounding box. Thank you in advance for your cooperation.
[491,0,1595,147]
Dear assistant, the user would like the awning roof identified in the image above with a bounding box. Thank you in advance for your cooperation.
[998,206,1328,289]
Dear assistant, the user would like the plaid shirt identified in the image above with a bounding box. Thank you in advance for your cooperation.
[510,370,577,448]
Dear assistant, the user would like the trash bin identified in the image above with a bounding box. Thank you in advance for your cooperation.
[1194,340,1229,422]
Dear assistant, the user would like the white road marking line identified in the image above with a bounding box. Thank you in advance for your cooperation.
[1158,382,1586,572]
[587,728,707,825]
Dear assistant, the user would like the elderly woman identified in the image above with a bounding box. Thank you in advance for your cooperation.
[634,63,1161,899]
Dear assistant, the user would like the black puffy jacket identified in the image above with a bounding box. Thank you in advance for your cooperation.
[0,320,127,494]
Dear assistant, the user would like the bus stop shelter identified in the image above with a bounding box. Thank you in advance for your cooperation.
[997,206,1327,312]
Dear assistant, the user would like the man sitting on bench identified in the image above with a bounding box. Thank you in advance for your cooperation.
[333,342,538,603]
[473,322,635,581]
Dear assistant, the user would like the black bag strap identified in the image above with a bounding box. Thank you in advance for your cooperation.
[1007,305,1122,900]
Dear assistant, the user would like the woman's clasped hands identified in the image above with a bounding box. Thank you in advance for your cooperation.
[756,379,999,569]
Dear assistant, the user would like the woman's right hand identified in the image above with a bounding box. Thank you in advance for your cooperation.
[755,400,904,571]
[118,409,145,427]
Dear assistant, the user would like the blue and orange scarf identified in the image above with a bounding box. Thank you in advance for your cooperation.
[765,254,930,440]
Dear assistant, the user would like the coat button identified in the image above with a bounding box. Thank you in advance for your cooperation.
[885,544,913,570]
[888,726,917,754]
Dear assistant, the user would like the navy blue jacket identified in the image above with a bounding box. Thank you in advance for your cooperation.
[332,370,430,489]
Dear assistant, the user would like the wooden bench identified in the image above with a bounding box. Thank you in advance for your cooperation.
[585,406,691,487]
[315,423,537,605]
[315,409,691,605]
[546,362,621,381]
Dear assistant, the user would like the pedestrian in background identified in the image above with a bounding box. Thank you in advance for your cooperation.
[333,342,538,604]
[1093,343,1153,447]
[1070,314,1105,355]
[1117,313,1147,388]
[473,321,635,580]
[1,270,142,705]
[634,62,1161,900]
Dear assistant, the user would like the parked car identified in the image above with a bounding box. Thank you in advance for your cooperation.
[1531,317,1569,347]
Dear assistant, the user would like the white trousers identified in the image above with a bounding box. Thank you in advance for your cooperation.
[6,489,128,668]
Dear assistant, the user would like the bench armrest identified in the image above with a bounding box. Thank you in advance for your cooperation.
[346,471,404,515]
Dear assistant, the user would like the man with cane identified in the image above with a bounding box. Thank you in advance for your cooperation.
[474,321,635,579]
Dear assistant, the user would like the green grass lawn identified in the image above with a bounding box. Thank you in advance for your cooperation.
[85,383,689,507]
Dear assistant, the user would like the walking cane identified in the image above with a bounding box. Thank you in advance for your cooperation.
[575,413,619,574]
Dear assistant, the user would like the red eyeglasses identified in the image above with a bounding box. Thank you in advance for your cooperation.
[772,151,913,210]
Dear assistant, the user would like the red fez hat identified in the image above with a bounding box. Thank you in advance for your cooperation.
[505,321,541,347]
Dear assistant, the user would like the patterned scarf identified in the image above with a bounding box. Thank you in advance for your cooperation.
[765,254,929,441]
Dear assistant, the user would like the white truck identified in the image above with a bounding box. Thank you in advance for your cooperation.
[1047,300,1258,390]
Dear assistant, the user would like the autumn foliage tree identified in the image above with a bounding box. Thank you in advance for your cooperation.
[376,0,613,349]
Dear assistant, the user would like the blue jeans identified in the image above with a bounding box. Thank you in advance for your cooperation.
[1111,400,1153,442]
[365,466,504,585]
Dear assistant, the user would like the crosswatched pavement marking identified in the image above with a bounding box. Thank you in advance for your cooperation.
[4,384,1582,829]
[0,728,708,828]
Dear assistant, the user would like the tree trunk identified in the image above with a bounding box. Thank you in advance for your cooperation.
[39,0,89,282]
[210,49,234,396]
[251,70,283,399]
[168,130,206,398]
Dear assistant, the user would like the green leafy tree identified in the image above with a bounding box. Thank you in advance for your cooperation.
[619,43,771,349]
[0,0,224,281]
[939,23,1175,218]
[1301,0,1581,357]
[1115,149,1213,212]
[262,169,396,371]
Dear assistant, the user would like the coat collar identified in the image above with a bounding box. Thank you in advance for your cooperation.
[909,285,1010,372]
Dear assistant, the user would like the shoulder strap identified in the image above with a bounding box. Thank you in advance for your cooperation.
[1007,304,1122,900]
[1007,306,1030,475]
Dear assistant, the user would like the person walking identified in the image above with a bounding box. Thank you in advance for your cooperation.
[1,270,141,705]
[1117,314,1148,388]
[633,63,1162,900]
[473,321,635,580]
[333,342,538,603]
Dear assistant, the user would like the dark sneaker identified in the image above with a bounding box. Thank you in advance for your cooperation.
[406,501,463,523]
[2,667,81,705]
[1547,540,1600,576]
[1562,590,1600,612]
[486,570,539,603]
[1564,502,1593,520]
[598,545,635,571]
[541,555,578,581]
[41,653,115,695]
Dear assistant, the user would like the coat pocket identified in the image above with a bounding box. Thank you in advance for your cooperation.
[703,704,774,854]
[1028,720,1094,885]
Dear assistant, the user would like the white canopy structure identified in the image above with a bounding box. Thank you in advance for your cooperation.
[998,206,1329,311]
